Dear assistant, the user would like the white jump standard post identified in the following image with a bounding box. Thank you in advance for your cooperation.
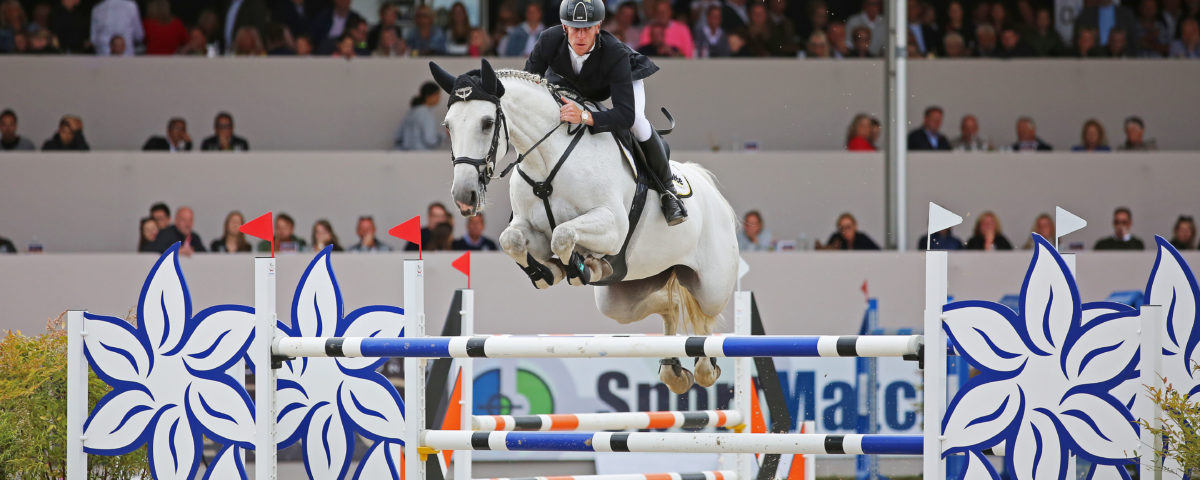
[66,310,87,480]
[922,250,948,480]
[456,288,475,480]
[405,259,427,480]
[733,291,753,480]
[253,257,278,480]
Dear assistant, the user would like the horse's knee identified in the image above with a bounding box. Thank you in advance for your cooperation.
[550,225,577,259]
[499,228,527,260]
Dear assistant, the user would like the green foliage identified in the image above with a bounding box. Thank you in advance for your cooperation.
[1139,363,1200,478]
[0,314,149,479]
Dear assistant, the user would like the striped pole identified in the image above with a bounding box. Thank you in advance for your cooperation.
[473,410,743,432]
[480,471,735,480]
[274,335,922,359]
[421,431,924,455]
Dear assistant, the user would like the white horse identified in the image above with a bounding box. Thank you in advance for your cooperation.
[430,60,739,394]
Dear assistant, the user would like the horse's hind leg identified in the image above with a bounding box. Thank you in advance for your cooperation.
[657,305,696,395]
[594,272,695,394]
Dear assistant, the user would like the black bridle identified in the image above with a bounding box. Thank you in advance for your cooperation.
[448,92,578,193]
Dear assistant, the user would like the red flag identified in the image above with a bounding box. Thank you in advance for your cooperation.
[452,251,470,288]
[861,280,869,302]
[240,212,274,257]
[389,216,422,259]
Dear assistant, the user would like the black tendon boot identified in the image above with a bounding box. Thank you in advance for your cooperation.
[638,130,688,226]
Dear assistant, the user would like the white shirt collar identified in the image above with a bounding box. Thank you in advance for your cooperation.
[569,35,598,74]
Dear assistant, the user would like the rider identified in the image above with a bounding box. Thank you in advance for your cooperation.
[524,0,687,226]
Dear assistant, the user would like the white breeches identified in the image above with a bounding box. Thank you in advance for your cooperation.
[632,79,652,141]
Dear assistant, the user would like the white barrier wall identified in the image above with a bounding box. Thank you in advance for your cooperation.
[1,152,1198,254]
[2,57,1198,151]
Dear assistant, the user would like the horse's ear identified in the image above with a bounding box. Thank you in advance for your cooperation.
[429,62,456,94]
[480,59,505,98]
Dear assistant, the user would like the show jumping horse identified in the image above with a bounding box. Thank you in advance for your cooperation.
[430,60,739,394]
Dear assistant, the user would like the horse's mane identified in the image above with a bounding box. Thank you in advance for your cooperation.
[494,69,588,105]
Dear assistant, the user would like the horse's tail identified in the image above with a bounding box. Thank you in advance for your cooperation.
[664,269,721,335]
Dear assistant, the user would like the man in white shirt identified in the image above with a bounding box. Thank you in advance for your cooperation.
[91,0,143,56]
[845,0,885,56]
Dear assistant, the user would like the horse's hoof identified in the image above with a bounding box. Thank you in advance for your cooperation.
[585,257,613,282]
[694,359,721,388]
[660,364,695,394]
[565,252,590,286]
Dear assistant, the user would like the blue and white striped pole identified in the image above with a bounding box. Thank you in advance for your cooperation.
[421,431,925,455]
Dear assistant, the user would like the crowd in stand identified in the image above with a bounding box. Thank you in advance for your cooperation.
[737,207,1198,252]
[0,0,1197,58]
[129,201,498,256]
[844,105,1159,152]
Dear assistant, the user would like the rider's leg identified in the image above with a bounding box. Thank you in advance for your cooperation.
[632,79,688,226]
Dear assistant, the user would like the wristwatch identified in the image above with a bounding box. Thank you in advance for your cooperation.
[581,110,590,123]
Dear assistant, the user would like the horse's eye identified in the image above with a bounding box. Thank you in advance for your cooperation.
[482,118,494,131]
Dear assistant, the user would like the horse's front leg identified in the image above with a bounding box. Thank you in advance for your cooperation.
[550,207,622,285]
[500,216,564,289]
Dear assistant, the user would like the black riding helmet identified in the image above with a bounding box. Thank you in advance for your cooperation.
[560,0,605,28]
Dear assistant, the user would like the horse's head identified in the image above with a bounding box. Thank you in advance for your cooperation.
[430,59,509,217]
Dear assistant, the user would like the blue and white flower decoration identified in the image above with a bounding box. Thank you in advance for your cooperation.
[1145,235,1200,400]
[81,243,255,479]
[939,234,1141,480]
[274,246,407,480]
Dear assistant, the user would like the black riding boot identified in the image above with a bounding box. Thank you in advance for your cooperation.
[638,131,688,226]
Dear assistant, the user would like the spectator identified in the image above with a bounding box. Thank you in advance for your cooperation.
[908,105,951,151]
[974,24,998,56]
[1022,7,1063,56]
[942,32,968,57]
[1118,116,1157,150]
[367,2,400,51]
[258,213,307,252]
[1023,212,1055,249]
[466,26,493,56]
[845,0,884,55]
[295,34,313,55]
[738,210,773,251]
[142,117,192,151]
[605,2,640,50]
[739,2,788,57]
[637,0,694,58]
[1011,116,1052,151]
[344,16,370,55]
[445,2,473,56]
[501,3,543,57]
[138,217,159,252]
[406,5,446,55]
[429,222,455,251]
[490,1,520,52]
[849,25,873,57]
[42,115,89,151]
[989,2,1012,31]
[27,29,59,53]
[941,1,974,51]
[965,211,1013,250]
[798,0,830,44]
[722,0,750,34]
[801,31,829,58]
[639,22,683,56]
[222,0,268,53]
[200,112,249,151]
[262,23,294,55]
[210,210,252,252]
[152,206,205,255]
[1095,207,1145,250]
[311,0,363,54]
[49,0,89,53]
[1074,0,1138,47]
[195,9,221,49]
[311,219,343,251]
[1072,119,1112,152]
[150,202,171,230]
[453,214,499,250]
[273,0,312,40]
[395,82,445,151]
[406,202,452,251]
[90,0,143,56]
[231,25,266,55]
[695,5,731,57]
[997,27,1034,57]
[821,213,881,250]
[1170,215,1196,250]
[846,113,875,151]
[108,34,127,55]
[0,109,35,151]
[142,0,187,55]
[349,215,393,252]
[907,0,938,55]
[952,114,991,151]
[1162,0,1183,41]
[373,24,406,56]
[1135,0,1170,57]
[1106,27,1133,57]
[970,2,991,36]
[1074,28,1104,57]
[177,27,209,55]
[868,116,882,149]
[1169,17,1200,57]
[767,0,800,56]
[917,228,965,250]
[826,21,848,57]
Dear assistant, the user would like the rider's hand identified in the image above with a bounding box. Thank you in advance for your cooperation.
[560,98,593,126]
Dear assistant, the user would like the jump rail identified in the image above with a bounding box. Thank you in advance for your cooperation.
[421,431,925,455]
[472,410,744,432]
[481,471,735,480]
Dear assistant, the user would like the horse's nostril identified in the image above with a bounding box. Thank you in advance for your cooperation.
[469,190,477,206]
